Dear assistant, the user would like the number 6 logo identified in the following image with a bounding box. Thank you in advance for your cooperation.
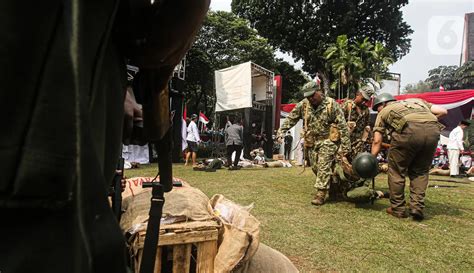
[428,16,464,55]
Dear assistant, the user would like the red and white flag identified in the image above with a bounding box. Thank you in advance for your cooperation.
[182,104,188,151]
[315,73,321,85]
[199,112,209,124]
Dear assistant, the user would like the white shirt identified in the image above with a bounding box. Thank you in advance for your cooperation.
[186,120,200,142]
[447,126,464,150]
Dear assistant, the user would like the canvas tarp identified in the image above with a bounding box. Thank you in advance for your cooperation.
[215,62,252,112]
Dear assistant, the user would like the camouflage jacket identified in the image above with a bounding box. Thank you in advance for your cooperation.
[279,97,351,153]
[342,99,370,140]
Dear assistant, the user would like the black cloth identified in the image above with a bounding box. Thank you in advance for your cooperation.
[227,144,243,167]
[0,1,126,273]
[187,140,198,152]
[284,135,293,160]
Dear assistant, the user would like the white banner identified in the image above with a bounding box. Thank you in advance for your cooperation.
[215,62,252,112]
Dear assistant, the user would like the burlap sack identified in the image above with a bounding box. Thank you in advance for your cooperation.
[234,243,299,273]
[210,194,260,273]
[120,178,213,231]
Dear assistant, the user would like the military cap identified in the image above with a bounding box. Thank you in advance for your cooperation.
[302,81,320,98]
[359,85,375,100]
[191,114,198,119]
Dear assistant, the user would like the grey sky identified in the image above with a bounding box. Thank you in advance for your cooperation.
[209,0,474,87]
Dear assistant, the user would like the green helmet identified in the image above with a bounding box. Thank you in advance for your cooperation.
[359,85,375,100]
[302,81,320,98]
[352,152,378,179]
[372,93,396,111]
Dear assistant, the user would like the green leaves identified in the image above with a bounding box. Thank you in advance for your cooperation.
[323,35,393,98]
[233,0,412,96]
[185,11,306,115]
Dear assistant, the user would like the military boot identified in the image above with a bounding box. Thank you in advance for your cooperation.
[311,190,327,206]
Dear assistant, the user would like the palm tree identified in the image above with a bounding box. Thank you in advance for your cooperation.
[325,35,394,99]
[324,35,363,99]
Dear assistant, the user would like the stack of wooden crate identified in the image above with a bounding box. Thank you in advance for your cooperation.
[130,220,220,273]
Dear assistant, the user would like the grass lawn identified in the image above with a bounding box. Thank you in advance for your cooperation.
[126,164,474,272]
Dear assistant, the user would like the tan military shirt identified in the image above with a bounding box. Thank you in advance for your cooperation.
[373,98,437,134]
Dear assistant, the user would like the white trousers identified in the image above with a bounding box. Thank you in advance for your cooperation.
[448,149,460,176]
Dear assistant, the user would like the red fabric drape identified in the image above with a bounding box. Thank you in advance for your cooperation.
[395,90,474,104]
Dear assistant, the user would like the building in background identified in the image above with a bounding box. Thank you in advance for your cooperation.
[461,12,474,65]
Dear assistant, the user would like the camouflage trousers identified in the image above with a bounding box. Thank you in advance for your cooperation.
[309,139,338,190]
[349,138,366,159]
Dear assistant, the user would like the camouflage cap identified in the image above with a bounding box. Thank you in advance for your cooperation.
[359,85,375,100]
[302,81,320,98]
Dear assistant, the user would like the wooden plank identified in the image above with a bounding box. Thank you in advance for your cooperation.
[135,249,142,273]
[172,244,192,273]
[135,229,218,248]
[196,240,217,273]
[154,247,162,273]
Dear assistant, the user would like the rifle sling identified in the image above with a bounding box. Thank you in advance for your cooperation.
[139,183,165,273]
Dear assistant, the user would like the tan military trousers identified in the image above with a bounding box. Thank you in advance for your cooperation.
[387,122,440,215]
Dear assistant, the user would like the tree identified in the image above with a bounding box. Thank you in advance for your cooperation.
[232,0,413,94]
[185,11,306,114]
[455,61,474,90]
[403,81,436,94]
[185,11,276,115]
[324,35,393,98]
[274,59,308,103]
[425,65,458,90]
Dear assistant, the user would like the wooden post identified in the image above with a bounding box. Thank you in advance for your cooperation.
[196,240,217,273]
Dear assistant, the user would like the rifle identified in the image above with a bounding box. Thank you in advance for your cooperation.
[111,157,125,222]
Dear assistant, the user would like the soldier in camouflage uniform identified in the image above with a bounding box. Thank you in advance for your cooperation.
[342,85,374,159]
[278,81,351,206]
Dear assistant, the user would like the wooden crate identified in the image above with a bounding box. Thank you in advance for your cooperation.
[131,222,219,273]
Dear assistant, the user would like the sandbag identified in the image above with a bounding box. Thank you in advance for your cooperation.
[234,243,299,273]
[210,194,260,273]
[120,178,213,231]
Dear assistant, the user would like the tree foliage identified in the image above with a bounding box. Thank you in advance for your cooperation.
[454,61,474,90]
[403,81,437,94]
[232,0,412,94]
[421,61,474,92]
[185,11,306,115]
[323,35,393,98]
[425,65,458,90]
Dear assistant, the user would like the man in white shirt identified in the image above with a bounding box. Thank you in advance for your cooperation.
[185,114,201,166]
[447,120,470,177]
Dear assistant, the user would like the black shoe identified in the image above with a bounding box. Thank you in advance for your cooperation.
[409,209,424,221]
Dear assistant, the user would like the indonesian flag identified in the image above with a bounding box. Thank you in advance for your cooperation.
[199,112,209,124]
[182,104,188,151]
[315,73,321,85]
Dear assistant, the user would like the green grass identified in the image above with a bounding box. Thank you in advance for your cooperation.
[126,164,474,272]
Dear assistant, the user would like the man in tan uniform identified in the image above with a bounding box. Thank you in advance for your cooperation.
[371,93,447,220]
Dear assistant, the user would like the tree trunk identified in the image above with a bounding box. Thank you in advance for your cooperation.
[319,71,332,97]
